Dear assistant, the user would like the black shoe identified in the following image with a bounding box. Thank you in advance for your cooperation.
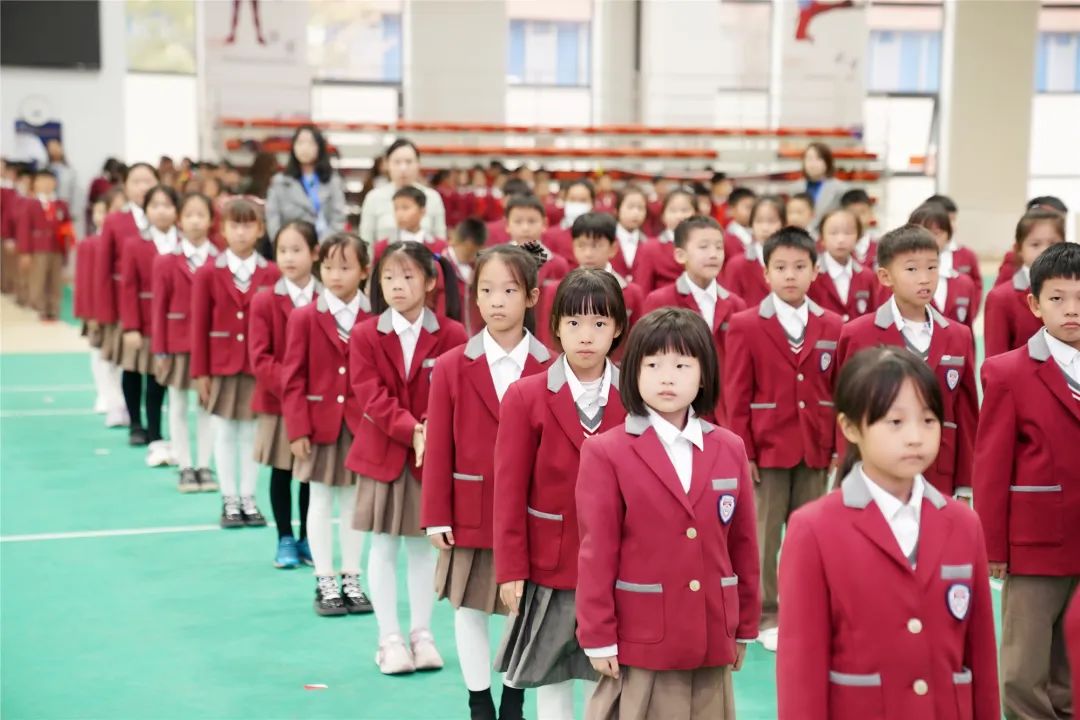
[498,685,525,720]
[196,468,218,492]
[220,496,245,529]
[129,427,149,446]
[178,468,200,493]
[341,573,374,614]
[240,496,267,527]
[469,689,497,720]
[314,575,347,616]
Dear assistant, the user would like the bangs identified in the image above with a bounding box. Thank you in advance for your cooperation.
[550,269,628,351]
[840,347,943,428]
[222,198,261,224]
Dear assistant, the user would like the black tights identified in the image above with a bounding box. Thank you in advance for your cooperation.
[122,370,165,441]
[269,468,309,540]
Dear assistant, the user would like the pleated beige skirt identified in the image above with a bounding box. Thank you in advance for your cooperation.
[154,353,192,390]
[496,584,596,687]
[435,546,509,615]
[100,323,124,364]
[207,373,256,421]
[353,467,423,536]
[120,334,153,374]
[294,424,354,486]
[253,412,294,470]
[587,665,734,720]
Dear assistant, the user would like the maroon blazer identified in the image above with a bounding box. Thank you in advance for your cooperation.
[935,274,981,327]
[537,251,570,288]
[421,331,552,549]
[995,251,1019,287]
[636,233,681,292]
[543,226,575,264]
[723,249,770,307]
[151,246,218,356]
[248,278,320,416]
[94,210,141,325]
[16,199,69,254]
[575,414,761,670]
[725,296,843,469]
[951,244,982,294]
[74,236,99,320]
[642,275,748,427]
[189,253,280,379]
[807,257,880,323]
[778,468,1000,720]
[837,303,979,496]
[494,359,626,590]
[982,270,1041,359]
[120,232,165,336]
[610,232,656,290]
[346,309,467,482]
[281,293,373,445]
[973,331,1080,576]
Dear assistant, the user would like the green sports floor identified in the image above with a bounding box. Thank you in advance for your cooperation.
[1,288,1001,720]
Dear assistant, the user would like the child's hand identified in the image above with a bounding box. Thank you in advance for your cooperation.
[590,655,620,679]
[122,330,143,353]
[290,437,311,461]
[749,462,761,485]
[412,424,426,467]
[499,580,524,614]
[988,562,1008,580]
[154,356,168,378]
[196,377,211,407]
[430,530,455,551]
[733,642,748,671]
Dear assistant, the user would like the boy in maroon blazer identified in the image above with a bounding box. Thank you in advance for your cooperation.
[504,195,569,289]
[973,242,1080,720]
[643,216,747,426]
[724,227,843,649]
[837,224,978,499]
[372,186,448,265]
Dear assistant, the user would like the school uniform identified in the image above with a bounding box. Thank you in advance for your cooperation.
[722,243,771,307]
[942,240,982,298]
[282,289,372,486]
[347,308,467,537]
[1068,594,1080,697]
[484,219,511,246]
[18,196,72,318]
[995,251,1020,287]
[807,253,880,322]
[9,195,33,306]
[642,274,748,426]
[934,270,981,327]
[854,233,879,268]
[637,230,682,292]
[372,230,449,267]
[537,250,570,289]
[777,465,1000,720]
[75,235,101,345]
[151,240,218,389]
[120,226,178,374]
[543,225,576,265]
[437,246,483,335]
[613,225,655,290]
[576,412,761,719]
[0,183,17,295]
[983,266,1042,358]
[534,266,643,362]
[190,250,281,421]
[95,208,146,364]
[249,276,319,470]
[973,329,1080,720]
[725,294,842,628]
[837,299,979,497]
[493,358,626,687]
[421,330,551,614]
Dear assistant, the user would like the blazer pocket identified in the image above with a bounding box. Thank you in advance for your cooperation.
[525,505,563,570]
[614,580,664,644]
[166,312,186,320]
[953,667,974,720]
[306,395,323,402]
[1008,485,1064,545]
[452,472,484,529]
[828,671,884,719]
[720,575,740,637]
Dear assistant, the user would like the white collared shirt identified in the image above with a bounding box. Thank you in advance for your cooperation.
[37,193,57,206]
[225,249,257,282]
[1017,265,1030,287]
[181,238,212,269]
[446,245,473,285]
[1044,328,1080,386]
[285,277,316,308]
[939,245,955,278]
[391,308,426,376]
[862,467,925,562]
[685,275,719,329]
[483,328,531,401]
[933,275,949,313]
[148,226,178,255]
[129,203,150,232]
[855,233,872,263]
[823,252,854,304]
[891,296,934,354]
[772,293,810,340]
[616,224,640,267]
[399,228,428,244]
[727,221,752,250]
[326,289,363,333]
[647,407,704,494]
[564,355,612,418]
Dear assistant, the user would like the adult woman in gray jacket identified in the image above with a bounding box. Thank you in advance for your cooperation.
[265,124,347,241]
[802,142,848,231]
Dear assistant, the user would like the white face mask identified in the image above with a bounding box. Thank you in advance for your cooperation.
[563,201,591,223]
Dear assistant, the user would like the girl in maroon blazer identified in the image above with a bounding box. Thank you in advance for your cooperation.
[983,208,1064,358]
[152,193,219,493]
[249,221,319,568]
[191,198,281,529]
[778,346,999,720]
[723,195,786,307]
[494,270,629,720]
[282,233,372,616]
[120,184,179,467]
[807,208,880,322]
[347,241,466,676]
[637,188,695,293]
[576,307,761,719]
[613,186,654,290]
[422,244,551,720]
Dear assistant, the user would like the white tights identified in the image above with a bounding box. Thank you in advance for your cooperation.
[306,482,364,577]
[210,416,257,497]
[455,607,494,691]
[168,387,213,469]
[367,533,436,640]
[91,350,124,413]
[536,680,598,720]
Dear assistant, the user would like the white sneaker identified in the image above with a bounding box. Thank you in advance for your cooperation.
[93,396,108,414]
[145,440,173,468]
[105,408,130,428]
[375,634,416,675]
[758,627,779,653]
[410,629,444,671]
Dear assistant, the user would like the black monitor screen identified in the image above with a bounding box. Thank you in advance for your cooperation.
[1,1,101,70]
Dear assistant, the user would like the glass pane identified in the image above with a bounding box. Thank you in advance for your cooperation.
[125,0,196,74]
[308,0,402,82]
[506,86,591,125]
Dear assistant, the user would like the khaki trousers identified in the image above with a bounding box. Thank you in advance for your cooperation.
[30,252,64,318]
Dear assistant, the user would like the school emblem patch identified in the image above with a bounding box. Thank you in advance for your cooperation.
[856,298,867,314]
[718,494,736,525]
[820,352,832,372]
[957,307,967,323]
[946,368,959,390]
[947,583,971,620]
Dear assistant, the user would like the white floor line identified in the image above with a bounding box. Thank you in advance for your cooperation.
[1,384,96,393]
[1,519,336,543]
[0,408,99,418]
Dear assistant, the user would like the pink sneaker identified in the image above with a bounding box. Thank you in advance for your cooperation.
[375,634,415,675]
[410,628,444,671]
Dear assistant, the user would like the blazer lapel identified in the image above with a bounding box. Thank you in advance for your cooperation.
[687,424,719,510]
[628,421,695,517]
[377,311,408,383]
[841,469,915,573]
[315,295,345,348]
[914,487,952,588]
[796,301,826,367]
[550,384,586,451]
[464,354,501,422]
[1028,332,1080,423]
[758,296,798,367]
[925,308,951,369]
[409,318,440,380]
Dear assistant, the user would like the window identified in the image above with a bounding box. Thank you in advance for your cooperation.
[125,0,196,74]
[307,0,402,83]
[1035,32,1080,92]
[507,20,590,86]
[867,30,941,94]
